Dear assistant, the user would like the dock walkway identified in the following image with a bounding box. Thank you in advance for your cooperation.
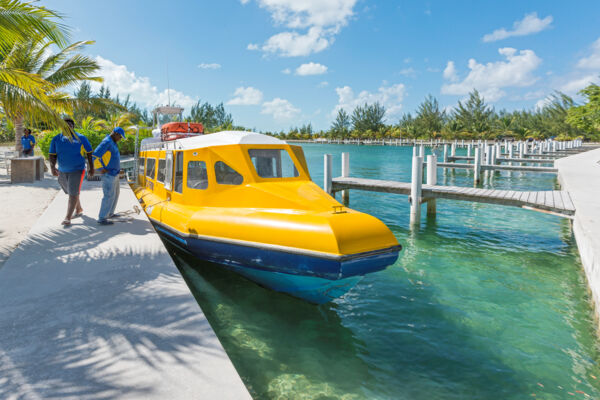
[556,148,600,332]
[332,177,575,216]
[0,181,250,399]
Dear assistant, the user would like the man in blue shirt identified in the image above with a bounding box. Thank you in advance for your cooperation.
[93,127,125,225]
[49,118,94,226]
[21,128,36,157]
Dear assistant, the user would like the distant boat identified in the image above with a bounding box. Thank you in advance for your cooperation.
[132,114,400,303]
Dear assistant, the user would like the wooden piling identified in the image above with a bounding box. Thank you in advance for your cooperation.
[474,147,481,185]
[426,155,437,216]
[341,152,349,205]
[410,154,423,226]
[324,154,332,195]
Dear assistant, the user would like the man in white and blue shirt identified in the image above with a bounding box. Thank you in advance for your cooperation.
[93,127,125,225]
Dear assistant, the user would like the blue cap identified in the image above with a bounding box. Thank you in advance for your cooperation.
[113,127,126,137]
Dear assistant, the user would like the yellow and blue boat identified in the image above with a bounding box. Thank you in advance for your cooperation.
[133,130,401,304]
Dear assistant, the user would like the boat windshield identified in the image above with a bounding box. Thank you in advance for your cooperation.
[248,149,299,178]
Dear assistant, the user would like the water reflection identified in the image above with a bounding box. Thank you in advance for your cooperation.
[168,245,374,399]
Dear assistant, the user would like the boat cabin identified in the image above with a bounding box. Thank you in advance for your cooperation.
[137,131,312,207]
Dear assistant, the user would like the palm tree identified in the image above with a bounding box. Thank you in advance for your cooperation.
[97,112,136,134]
[80,115,103,131]
[0,36,102,151]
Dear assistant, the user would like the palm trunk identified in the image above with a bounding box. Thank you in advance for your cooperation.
[13,114,24,153]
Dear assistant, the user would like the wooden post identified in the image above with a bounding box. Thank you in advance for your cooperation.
[410,154,423,226]
[419,144,425,157]
[443,144,448,162]
[474,147,481,184]
[426,154,437,216]
[467,143,472,158]
[341,152,349,205]
[451,142,456,157]
[508,142,514,158]
[324,154,332,195]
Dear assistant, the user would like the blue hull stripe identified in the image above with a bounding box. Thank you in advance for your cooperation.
[154,223,399,303]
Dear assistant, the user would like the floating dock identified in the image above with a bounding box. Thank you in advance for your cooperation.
[0,181,251,399]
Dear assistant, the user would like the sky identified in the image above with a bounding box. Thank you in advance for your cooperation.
[41,0,600,132]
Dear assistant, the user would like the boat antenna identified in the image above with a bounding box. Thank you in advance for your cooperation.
[166,61,171,106]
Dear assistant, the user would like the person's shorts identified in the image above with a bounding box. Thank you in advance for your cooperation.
[21,148,33,157]
[58,170,85,196]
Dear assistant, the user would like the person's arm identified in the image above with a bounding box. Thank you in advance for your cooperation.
[83,136,94,177]
[86,152,94,177]
[49,137,58,176]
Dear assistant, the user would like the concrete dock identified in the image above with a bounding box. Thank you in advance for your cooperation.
[556,148,600,331]
[0,181,251,399]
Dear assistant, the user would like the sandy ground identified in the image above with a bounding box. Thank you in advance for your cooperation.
[0,163,59,267]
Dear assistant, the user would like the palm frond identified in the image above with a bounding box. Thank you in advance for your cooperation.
[0,0,67,49]
[44,54,102,88]
[38,40,95,75]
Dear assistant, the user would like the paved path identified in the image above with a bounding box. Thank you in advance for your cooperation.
[0,181,251,399]
[0,173,58,267]
[556,148,600,330]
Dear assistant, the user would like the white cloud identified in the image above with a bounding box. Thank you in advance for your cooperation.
[483,12,553,42]
[398,67,417,78]
[318,81,329,88]
[534,96,553,111]
[333,83,405,120]
[295,62,328,75]
[247,43,259,50]
[442,61,458,82]
[91,56,196,109]
[261,98,301,120]
[261,26,330,57]
[245,0,358,57]
[281,68,291,74]
[198,63,221,69]
[557,37,600,95]
[441,48,541,102]
[226,86,264,105]
[560,73,598,94]
[577,37,600,70]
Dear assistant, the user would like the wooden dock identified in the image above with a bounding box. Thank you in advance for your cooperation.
[322,142,587,227]
[331,177,575,217]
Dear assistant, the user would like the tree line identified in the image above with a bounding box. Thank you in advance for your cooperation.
[271,88,599,141]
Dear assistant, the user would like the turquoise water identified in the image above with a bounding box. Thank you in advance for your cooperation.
[172,144,600,399]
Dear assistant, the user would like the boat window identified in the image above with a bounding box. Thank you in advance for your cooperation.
[138,157,145,178]
[187,161,208,190]
[156,159,166,183]
[248,149,299,178]
[174,152,184,193]
[214,161,243,185]
[164,151,174,191]
[146,158,156,179]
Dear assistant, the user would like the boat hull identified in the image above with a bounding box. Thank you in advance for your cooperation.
[153,223,400,304]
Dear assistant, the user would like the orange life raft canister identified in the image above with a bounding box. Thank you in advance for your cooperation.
[161,122,204,141]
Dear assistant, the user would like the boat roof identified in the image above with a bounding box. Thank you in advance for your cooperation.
[141,130,286,151]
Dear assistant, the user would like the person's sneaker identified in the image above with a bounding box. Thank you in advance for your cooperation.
[97,219,114,225]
